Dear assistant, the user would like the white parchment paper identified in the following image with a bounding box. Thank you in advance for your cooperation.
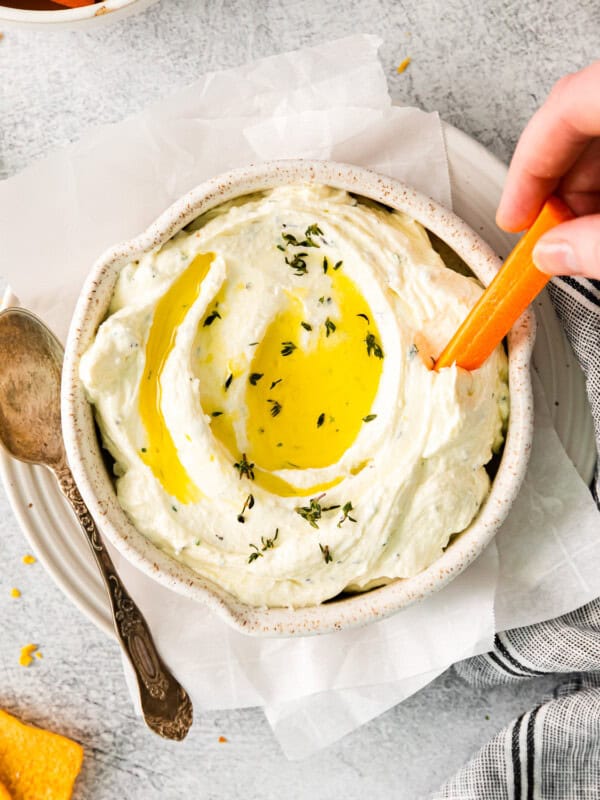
[1,35,598,758]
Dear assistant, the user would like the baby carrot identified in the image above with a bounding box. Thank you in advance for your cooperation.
[435,196,574,371]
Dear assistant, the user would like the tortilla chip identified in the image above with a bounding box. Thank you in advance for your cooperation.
[0,708,83,799]
[0,780,12,800]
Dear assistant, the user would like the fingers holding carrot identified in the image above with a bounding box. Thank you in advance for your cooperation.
[496,61,600,280]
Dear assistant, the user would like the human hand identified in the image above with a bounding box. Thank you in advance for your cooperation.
[496,61,600,279]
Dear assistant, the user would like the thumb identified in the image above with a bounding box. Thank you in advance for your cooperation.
[533,214,600,279]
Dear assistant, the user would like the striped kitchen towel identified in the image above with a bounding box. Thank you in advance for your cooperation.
[433,276,600,800]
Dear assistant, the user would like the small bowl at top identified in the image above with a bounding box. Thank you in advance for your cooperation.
[0,0,158,30]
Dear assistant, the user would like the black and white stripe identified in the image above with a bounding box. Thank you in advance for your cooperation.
[433,273,600,798]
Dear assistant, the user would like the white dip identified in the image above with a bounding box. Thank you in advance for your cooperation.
[80,185,508,607]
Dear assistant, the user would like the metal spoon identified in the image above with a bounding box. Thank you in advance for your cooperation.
[0,307,192,741]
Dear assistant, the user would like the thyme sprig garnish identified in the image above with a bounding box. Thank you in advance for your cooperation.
[211,411,223,417]
[301,321,313,331]
[249,372,264,385]
[324,317,336,337]
[247,545,263,563]
[268,399,282,417]
[357,313,370,323]
[338,501,357,528]
[333,260,343,270]
[270,378,283,389]
[280,223,324,250]
[319,543,333,564]
[362,414,377,422]
[248,529,279,563]
[323,256,329,274]
[233,453,255,481]
[224,373,234,390]
[203,308,221,327]
[281,341,297,356]
[304,223,325,246]
[295,494,341,529]
[285,252,308,276]
[317,412,325,428]
[237,493,255,523]
[261,529,279,550]
[365,332,384,359]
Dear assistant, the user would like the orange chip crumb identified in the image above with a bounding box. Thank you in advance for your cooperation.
[35,652,43,660]
[19,645,38,667]
[22,555,36,565]
[218,736,228,743]
[10,589,20,599]
[0,708,83,799]
[396,57,411,74]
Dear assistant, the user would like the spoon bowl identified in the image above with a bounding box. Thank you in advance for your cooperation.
[0,309,64,466]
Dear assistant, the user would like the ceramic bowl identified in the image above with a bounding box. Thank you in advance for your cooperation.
[0,0,158,30]
[62,159,535,636]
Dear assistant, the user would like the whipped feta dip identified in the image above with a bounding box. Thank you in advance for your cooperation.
[80,185,508,607]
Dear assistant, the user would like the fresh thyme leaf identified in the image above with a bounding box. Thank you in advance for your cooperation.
[301,321,313,331]
[408,343,419,359]
[281,341,297,356]
[268,399,282,417]
[248,342,259,347]
[285,252,308,276]
[322,256,329,274]
[237,493,255,523]
[319,543,333,563]
[318,296,325,304]
[140,447,147,453]
[356,313,370,323]
[172,505,178,512]
[270,378,283,389]
[281,232,304,248]
[247,544,263,564]
[362,414,377,422]
[203,308,221,327]
[261,529,279,550]
[276,244,285,251]
[317,412,325,428]
[224,373,234,390]
[211,411,223,417]
[195,539,201,546]
[295,494,339,529]
[338,501,357,528]
[333,260,343,270]
[324,317,336,337]
[304,223,324,247]
[365,332,384,359]
[233,453,255,480]
[249,372,264,385]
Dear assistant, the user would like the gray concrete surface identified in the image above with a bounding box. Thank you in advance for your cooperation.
[1,1,598,797]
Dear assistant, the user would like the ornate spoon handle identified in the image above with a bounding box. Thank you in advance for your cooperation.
[54,461,193,741]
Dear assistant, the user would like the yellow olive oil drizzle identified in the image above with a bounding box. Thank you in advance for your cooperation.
[244,270,383,473]
[139,252,214,504]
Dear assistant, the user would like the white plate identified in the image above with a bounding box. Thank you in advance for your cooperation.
[1,124,595,638]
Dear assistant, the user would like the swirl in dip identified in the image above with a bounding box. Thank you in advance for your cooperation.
[80,185,508,608]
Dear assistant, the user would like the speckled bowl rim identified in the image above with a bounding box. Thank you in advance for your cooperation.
[62,159,535,637]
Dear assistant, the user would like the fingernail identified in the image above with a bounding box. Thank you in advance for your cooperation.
[532,240,578,275]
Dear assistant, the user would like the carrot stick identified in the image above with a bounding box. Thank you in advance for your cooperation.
[435,196,574,372]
